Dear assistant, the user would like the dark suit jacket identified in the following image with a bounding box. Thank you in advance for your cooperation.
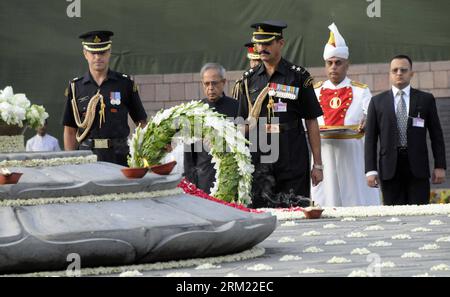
[365,87,446,180]
[184,95,238,193]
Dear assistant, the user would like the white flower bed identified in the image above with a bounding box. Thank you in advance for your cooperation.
[166,272,191,277]
[0,155,97,168]
[348,270,369,277]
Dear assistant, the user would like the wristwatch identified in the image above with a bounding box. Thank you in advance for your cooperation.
[313,164,324,170]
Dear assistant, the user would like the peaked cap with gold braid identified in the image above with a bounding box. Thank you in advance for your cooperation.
[79,30,113,52]
[251,20,287,44]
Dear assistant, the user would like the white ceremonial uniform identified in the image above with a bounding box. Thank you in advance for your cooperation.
[311,77,381,206]
[26,134,61,152]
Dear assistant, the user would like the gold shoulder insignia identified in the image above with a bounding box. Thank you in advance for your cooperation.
[313,81,323,89]
[351,80,368,89]
[71,77,80,82]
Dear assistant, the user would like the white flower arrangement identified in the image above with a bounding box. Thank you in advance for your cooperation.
[128,101,253,204]
[0,135,24,152]
[0,86,48,129]
[435,236,450,242]
[12,246,265,277]
[280,221,298,227]
[0,155,97,168]
[348,270,369,277]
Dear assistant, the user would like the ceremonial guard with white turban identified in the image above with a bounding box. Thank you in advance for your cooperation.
[311,23,381,206]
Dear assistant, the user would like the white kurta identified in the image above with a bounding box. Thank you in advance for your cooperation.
[25,134,61,152]
[311,77,380,207]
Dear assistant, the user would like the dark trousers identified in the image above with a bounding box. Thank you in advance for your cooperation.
[79,138,129,167]
[380,149,430,205]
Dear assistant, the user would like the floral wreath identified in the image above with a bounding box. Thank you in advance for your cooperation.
[128,101,254,205]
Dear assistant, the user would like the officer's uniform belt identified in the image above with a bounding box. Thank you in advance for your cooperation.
[266,119,301,133]
[80,138,128,149]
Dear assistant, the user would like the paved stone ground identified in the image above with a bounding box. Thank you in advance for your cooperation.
[135,214,450,277]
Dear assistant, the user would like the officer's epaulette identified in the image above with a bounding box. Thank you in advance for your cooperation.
[122,73,130,79]
[289,64,306,74]
[313,81,323,89]
[71,76,81,82]
[242,65,259,79]
[351,80,368,89]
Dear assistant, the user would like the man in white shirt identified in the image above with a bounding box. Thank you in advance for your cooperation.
[26,120,61,152]
[312,23,380,207]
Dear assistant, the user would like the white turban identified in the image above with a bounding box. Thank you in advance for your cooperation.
[323,23,349,60]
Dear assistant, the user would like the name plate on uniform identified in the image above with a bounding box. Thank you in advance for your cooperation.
[265,124,280,134]
[94,139,109,149]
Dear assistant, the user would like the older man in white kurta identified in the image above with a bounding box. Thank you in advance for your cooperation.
[311,23,380,206]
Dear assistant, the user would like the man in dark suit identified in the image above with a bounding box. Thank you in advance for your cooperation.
[365,55,446,205]
[184,63,239,194]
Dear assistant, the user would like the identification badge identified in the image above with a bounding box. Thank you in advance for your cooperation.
[412,117,425,128]
[274,101,287,112]
[265,124,280,133]
[94,139,109,149]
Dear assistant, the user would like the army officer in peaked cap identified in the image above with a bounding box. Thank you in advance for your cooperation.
[63,30,147,166]
[236,21,324,208]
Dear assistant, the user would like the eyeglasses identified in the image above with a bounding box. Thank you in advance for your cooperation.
[202,80,224,87]
[391,68,410,74]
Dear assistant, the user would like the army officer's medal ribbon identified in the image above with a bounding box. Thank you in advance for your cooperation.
[110,92,121,105]
[269,83,299,100]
